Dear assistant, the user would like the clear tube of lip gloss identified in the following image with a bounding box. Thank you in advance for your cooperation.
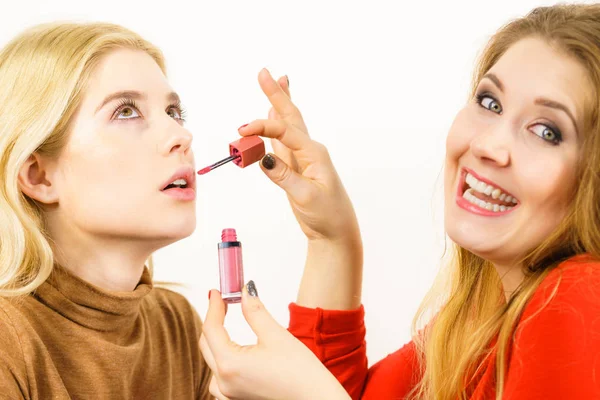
[218,228,244,304]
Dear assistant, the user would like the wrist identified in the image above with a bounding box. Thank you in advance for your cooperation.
[307,229,363,255]
[299,234,364,310]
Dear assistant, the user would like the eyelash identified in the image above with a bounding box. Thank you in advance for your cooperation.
[112,98,187,122]
[474,92,563,146]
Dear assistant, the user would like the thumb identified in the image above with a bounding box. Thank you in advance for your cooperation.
[240,280,285,342]
[202,290,232,359]
[259,153,311,200]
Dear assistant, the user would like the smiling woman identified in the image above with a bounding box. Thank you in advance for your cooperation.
[444,36,586,295]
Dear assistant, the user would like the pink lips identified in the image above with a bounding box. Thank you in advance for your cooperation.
[161,166,196,201]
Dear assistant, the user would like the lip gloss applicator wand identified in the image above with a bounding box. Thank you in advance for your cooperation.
[198,136,265,175]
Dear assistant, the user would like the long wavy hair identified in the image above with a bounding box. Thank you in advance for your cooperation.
[0,22,164,297]
[409,4,600,399]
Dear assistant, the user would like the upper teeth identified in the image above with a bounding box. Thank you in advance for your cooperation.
[170,179,187,186]
[465,173,518,204]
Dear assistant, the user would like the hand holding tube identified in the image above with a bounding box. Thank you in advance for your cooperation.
[199,284,351,400]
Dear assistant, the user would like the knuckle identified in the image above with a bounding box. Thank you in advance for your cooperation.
[313,141,330,159]
[279,119,290,132]
[217,376,235,394]
[268,120,287,138]
[280,104,300,119]
[268,107,278,120]
[291,104,301,116]
[247,300,264,313]
[273,164,292,184]
[298,186,319,206]
[217,357,239,382]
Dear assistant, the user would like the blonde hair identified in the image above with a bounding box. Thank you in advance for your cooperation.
[409,4,600,399]
[0,22,165,297]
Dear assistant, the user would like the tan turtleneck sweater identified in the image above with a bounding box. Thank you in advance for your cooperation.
[0,266,212,399]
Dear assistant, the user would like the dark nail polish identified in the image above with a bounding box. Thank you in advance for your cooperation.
[247,280,258,297]
[261,154,275,170]
[286,75,290,88]
[208,290,212,300]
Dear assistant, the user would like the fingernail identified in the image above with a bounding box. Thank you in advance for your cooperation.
[208,290,212,300]
[286,75,289,88]
[261,154,275,170]
[238,123,248,131]
[247,280,258,297]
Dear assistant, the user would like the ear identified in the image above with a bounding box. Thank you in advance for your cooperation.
[18,153,59,205]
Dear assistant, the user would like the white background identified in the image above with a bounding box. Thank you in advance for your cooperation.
[0,0,578,365]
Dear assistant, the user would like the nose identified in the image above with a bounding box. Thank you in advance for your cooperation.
[470,123,511,167]
[162,123,193,156]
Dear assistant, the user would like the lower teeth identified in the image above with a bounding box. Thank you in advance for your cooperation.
[463,189,513,212]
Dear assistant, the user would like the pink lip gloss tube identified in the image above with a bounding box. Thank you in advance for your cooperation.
[218,228,244,304]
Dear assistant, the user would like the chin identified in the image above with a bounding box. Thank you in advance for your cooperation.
[445,216,496,258]
[146,217,197,243]
[446,226,524,270]
[167,218,197,239]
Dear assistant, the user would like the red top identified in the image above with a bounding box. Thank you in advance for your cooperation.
[288,255,600,399]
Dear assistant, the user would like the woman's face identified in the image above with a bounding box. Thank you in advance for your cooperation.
[444,37,589,268]
[48,48,196,248]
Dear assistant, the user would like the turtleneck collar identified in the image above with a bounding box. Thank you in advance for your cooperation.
[33,265,153,332]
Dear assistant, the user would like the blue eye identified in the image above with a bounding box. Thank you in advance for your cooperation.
[476,93,502,114]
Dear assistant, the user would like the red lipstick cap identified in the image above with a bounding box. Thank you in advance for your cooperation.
[229,136,266,168]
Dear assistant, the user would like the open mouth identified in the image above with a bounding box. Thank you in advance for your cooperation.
[162,178,189,191]
[458,169,519,214]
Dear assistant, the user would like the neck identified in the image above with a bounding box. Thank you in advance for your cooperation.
[494,262,525,302]
[48,224,154,292]
[56,249,148,292]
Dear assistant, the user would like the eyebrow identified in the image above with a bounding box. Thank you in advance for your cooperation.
[482,73,505,92]
[95,90,180,114]
[481,73,579,134]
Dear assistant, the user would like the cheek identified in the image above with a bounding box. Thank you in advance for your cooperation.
[519,157,576,211]
[56,124,149,208]
[513,142,578,212]
[61,132,119,185]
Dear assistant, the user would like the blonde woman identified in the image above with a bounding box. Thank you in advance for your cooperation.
[200,4,600,400]
[0,22,359,399]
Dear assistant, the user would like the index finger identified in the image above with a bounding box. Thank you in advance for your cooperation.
[202,290,232,359]
[258,68,301,122]
[239,120,311,152]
